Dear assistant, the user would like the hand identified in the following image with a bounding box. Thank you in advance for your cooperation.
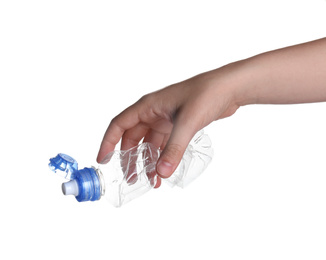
[97,37,326,188]
[97,65,245,188]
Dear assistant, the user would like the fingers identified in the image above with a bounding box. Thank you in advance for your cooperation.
[120,145,139,185]
[143,130,166,189]
[121,124,149,151]
[160,134,170,150]
[97,105,140,163]
[143,129,165,149]
[120,124,148,185]
[156,113,199,179]
[154,176,161,188]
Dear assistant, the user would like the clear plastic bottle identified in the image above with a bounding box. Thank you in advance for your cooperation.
[48,130,213,207]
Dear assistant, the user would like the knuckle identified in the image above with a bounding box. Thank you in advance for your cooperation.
[138,93,152,104]
[138,91,160,106]
[110,116,119,126]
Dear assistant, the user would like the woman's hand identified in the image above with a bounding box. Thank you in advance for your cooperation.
[96,65,246,187]
[97,37,326,188]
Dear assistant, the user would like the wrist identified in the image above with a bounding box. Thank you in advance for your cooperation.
[212,59,258,107]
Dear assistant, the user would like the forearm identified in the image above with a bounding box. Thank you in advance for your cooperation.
[233,38,326,106]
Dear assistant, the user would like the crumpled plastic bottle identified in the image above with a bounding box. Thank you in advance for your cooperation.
[48,130,213,207]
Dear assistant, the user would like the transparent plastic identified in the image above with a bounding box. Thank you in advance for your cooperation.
[49,130,213,207]
[97,130,213,207]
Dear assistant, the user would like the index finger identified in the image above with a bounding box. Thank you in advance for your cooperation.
[96,106,140,163]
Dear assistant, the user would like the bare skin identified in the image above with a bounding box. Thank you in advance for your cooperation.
[97,37,326,188]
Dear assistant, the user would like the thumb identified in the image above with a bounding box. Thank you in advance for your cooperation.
[156,119,197,178]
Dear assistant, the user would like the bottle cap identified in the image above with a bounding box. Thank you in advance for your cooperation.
[49,153,78,180]
[49,153,101,202]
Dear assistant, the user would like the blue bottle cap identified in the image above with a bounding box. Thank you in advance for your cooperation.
[49,153,101,202]
[49,153,78,180]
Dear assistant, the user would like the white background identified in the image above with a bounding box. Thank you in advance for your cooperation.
[1,1,326,259]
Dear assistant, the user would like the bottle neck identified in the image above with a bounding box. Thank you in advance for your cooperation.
[73,167,102,202]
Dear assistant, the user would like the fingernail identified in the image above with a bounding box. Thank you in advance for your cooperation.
[157,160,173,178]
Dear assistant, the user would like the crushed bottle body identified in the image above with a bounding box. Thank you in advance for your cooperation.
[49,130,213,207]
